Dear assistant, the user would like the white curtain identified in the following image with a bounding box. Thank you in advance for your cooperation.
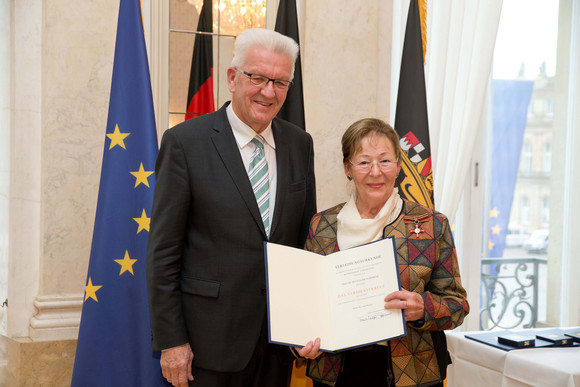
[390,2,504,331]
[425,1,503,217]
[390,0,503,218]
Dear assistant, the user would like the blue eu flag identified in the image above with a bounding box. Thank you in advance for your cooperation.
[71,0,167,385]
[487,80,534,258]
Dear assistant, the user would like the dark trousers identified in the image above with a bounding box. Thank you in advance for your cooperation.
[312,345,392,387]
[190,319,293,387]
[312,344,444,387]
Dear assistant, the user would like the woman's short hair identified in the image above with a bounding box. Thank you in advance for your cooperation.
[231,28,299,80]
[341,118,401,163]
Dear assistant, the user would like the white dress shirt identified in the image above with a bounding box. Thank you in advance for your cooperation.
[226,104,277,229]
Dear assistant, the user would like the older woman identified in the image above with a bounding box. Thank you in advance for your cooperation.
[295,118,469,387]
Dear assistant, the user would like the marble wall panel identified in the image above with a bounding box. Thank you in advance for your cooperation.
[41,1,118,295]
[302,0,391,210]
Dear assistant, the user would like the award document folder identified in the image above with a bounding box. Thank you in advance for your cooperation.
[264,237,406,352]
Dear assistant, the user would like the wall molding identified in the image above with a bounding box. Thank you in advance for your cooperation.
[29,294,83,341]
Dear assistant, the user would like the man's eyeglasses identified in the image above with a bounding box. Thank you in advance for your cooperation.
[349,159,398,173]
[236,68,292,90]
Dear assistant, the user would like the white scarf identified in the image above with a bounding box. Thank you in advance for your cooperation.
[336,188,403,250]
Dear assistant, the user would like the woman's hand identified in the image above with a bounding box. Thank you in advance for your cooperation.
[384,290,424,322]
[294,338,322,359]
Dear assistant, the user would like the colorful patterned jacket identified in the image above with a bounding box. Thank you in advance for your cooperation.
[305,200,469,387]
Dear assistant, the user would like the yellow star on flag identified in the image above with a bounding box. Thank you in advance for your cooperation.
[84,277,102,302]
[133,209,150,233]
[488,241,495,251]
[114,250,137,276]
[106,124,130,150]
[130,162,154,188]
[489,208,499,218]
[491,225,501,235]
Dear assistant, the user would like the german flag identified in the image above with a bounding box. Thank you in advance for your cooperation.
[185,0,214,120]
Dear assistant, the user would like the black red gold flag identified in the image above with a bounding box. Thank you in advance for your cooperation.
[275,0,306,130]
[185,0,215,120]
[394,0,434,209]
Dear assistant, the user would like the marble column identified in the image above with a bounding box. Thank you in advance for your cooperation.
[3,0,117,385]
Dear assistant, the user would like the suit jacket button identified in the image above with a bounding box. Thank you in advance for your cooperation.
[261,289,267,295]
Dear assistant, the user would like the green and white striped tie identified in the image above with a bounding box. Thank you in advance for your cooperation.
[248,135,270,237]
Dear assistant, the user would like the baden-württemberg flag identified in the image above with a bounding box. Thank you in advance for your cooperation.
[394,0,433,209]
[71,0,166,385]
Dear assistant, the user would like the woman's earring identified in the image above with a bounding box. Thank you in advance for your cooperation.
[347,175,352,181]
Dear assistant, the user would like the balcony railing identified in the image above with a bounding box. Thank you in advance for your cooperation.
[480,256,547,330]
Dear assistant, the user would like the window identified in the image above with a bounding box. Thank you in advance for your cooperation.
[478,0,580,330]
[543,143,551,174]
[542,197,550,225]
[521,142,532,175]
[546,97,554,117]
[521,196,530,225]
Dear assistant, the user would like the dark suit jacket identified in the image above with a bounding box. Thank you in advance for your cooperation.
[146,102,317,373]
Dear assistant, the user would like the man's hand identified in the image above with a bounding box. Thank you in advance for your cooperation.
[160,343,194,387]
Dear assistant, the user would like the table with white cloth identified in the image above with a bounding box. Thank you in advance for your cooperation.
[446,329,580,387]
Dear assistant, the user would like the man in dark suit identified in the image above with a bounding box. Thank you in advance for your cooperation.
[147,28,316,387]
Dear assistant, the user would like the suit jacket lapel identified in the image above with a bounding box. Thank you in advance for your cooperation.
[270,120,289,239]
[210,105,268,238]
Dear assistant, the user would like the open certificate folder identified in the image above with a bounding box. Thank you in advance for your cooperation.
[265,237,406,352]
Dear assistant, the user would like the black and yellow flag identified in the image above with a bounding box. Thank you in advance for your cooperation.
[394,0,434,209]
[275,0,306,130]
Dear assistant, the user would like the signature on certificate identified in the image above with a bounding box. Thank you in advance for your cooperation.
[359,310,392,322]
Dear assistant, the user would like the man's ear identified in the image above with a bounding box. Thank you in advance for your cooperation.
[226,67,237,93]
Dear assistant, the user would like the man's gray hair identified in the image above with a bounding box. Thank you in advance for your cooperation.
[231,28,299,81]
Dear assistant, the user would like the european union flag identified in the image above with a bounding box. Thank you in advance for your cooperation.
[487,80,534,258]
[71,0,167,385]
